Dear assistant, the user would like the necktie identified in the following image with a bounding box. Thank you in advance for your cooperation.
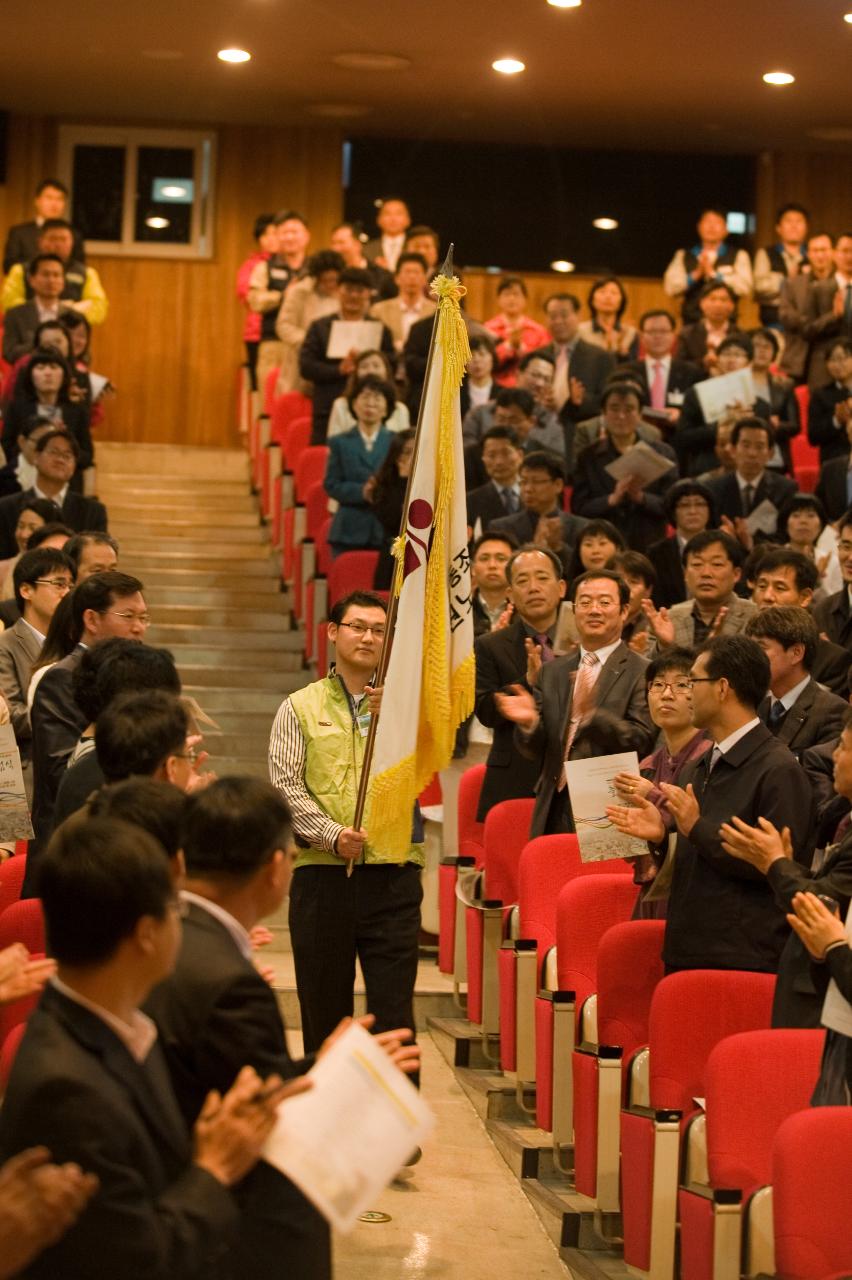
[650,360,667,410]
[553,346,570,411]
[561,652,600,781]
[707,745,723,773]
[533,632,554,663]
[768,698,787,727]
[743,483,754,515]
[501,487,519,514]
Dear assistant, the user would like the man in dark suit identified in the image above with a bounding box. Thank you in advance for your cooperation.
[705,417,796,538]
[623,308,702,422]
[2,177,85,273]
[539,292,615,428]
[814,509,852,651]
[808,339,852,468]
[647,479,717,608]
[746,606,848,759]
[608,635,815,974]
[1,254,72,363]
[0,813,293,1280]
[362,198,410,272]
[490,451,587,578]
[0,429,105,559]
[497,568,655,837]
[719,710,852,1028]
[673,282,739,371]
[469,531,515,635]
[803,233,852,389]
[751,547,850,697]
[777,231,835,380]
[144,778,334,1278]
[474,546,566,820]
[299,268,395,444]
[466,426,524,534]
[25,571,147,895]
[815,443,852,521]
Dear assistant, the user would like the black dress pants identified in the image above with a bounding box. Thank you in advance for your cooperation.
[289,862,423,1063]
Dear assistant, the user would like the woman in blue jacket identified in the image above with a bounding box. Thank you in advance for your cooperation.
[324,373,397,556]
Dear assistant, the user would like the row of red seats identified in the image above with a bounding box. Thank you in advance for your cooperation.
[439,764,850,1280]
[0,851,45,1093]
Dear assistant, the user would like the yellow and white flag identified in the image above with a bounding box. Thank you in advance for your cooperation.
[367,268,475,857]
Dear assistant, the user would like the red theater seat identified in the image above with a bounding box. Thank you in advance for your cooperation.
[438,765,486,977]
[772,1106,852,1280]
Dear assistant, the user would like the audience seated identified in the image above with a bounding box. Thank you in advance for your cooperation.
[0,428,104,559]
[778,230,836,380]
[752,202,810,328]
[663,206,753,324]
[572,381,677,546]
[808,338,852,465]
[326,349,410,439]
[0,814,294,1279]
[804,230,852,390]
[647,479,716,608]
[539,292,615,423]
[577,276,639,361]
[490,451,586,577]
[464,387,564,482]
[484,276,549,384]
[0,496,58,596]
[248,210,311,389]
[274,250,344,395]
[0,356,94,488]
[369,252,436,351]
[363,198,411,272]
[2,177,85,273]
[324,374,397,557]
[300,268,395,445]
[64,531,119,582]
[2,220,107,325]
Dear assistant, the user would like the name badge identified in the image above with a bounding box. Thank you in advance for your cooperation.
[356,709,372,738]
[667,390,685,406]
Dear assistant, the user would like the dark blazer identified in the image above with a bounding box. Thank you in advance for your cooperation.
[53,747,104,829]
[537,339,615,424]
[3,220,86,273]
[489,506,588,578]
[299,313,394,445]
[0,617,41,754]
[663,723,816,973]
[705,469,797,533]
[674,382,720,475]
[324,426,392,550]
[473,618,545,821]
[144,903,330,1279]
[815,454,851,520]
[467,480,516,533]
[813,587,852,652]
[0,487,107,559]
[804,278,852,390]
[808,382,852,465]
[24,647,87,896]
[2,301,74,363]
[622,357,702,405]
[769,831,852,1028]
[571,435,677,547]
[646,534,687,608]
[0,983,237,1279]
[777,274,813,380]
[1,398,95,475]
[760,678,848,760]
[675,321,734,367]
[755,376,801,473]
[518,641,655,838]
[812,635,851,698]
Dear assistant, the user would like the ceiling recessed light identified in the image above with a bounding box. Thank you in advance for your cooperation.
[548,0,582,7]
[145,216,170,229]
[550,260,576,273]
[217,48,251,64]
[762,70,794,85]
[592,217,619,231]
[332,52,410,71]
[492,57,525,75]
[844,12,852,21]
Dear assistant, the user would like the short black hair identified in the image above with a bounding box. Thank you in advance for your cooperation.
[95,690,189,784]
[588,275,628,321]
[717,333,753,360]
[395,252,427,274]
[35,178,68,197]
[307,249,344,277]
[345,373,396,419]
[64,532,120,571]
[696,634,770,711]
[505,544,564,585]
[497,275,527,296]
[253,213,276,239]
[750,327,781,359]
[601,381,643,410]
[480,425,520,451]
[72,638,180,724]
[639,308,676,330]
[41,817,174,965]
[613,550,657,590]
[468,334,496,358]
[683,529,744,569]
[27,522,74,550]
[544,292,581,313]
[34,427,79,461]
[838,505,852,537]
[663,479,717,526]
[519,349,554,372]
[700,280,736,303]
[495,387,535,416]
[13,547,74,612]
[570,568,630,607]
[775,202,809,223]
[777,492,827,541]
[39,218,73,234]
[471,530,518,558]
[520,450,565,482]
[71,570,144,636]
[15,496,58,525]
[26,253,65,277]
[339,266,373,290]
[330,591,387,626]
[88,779,188,862]
[273,209,308,227]
[731,415,776,449]
[746,605,818,672]
[181,777,292,883]
[646,646,695,686]
[753,546,818,595]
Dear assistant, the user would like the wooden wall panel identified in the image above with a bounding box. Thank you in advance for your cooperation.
[0,115,343,449]
[755,150,852,246]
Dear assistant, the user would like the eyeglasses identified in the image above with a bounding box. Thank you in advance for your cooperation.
[40,449,75,461]
[107,610,151,626]
[648,679,692,695]
[339,621,386,638]
[175,745,199,765]
[34,578,72,591]
[686,676,720,687]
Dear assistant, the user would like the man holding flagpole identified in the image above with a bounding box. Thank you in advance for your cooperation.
[269,251,475,1073]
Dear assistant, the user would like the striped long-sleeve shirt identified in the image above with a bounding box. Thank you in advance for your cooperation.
[268,695,362,853]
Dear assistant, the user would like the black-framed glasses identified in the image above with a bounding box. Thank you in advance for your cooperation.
[338,621,386,638]
[648,679,692,695]
[34,578,73,591]
[686,676,719,687]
